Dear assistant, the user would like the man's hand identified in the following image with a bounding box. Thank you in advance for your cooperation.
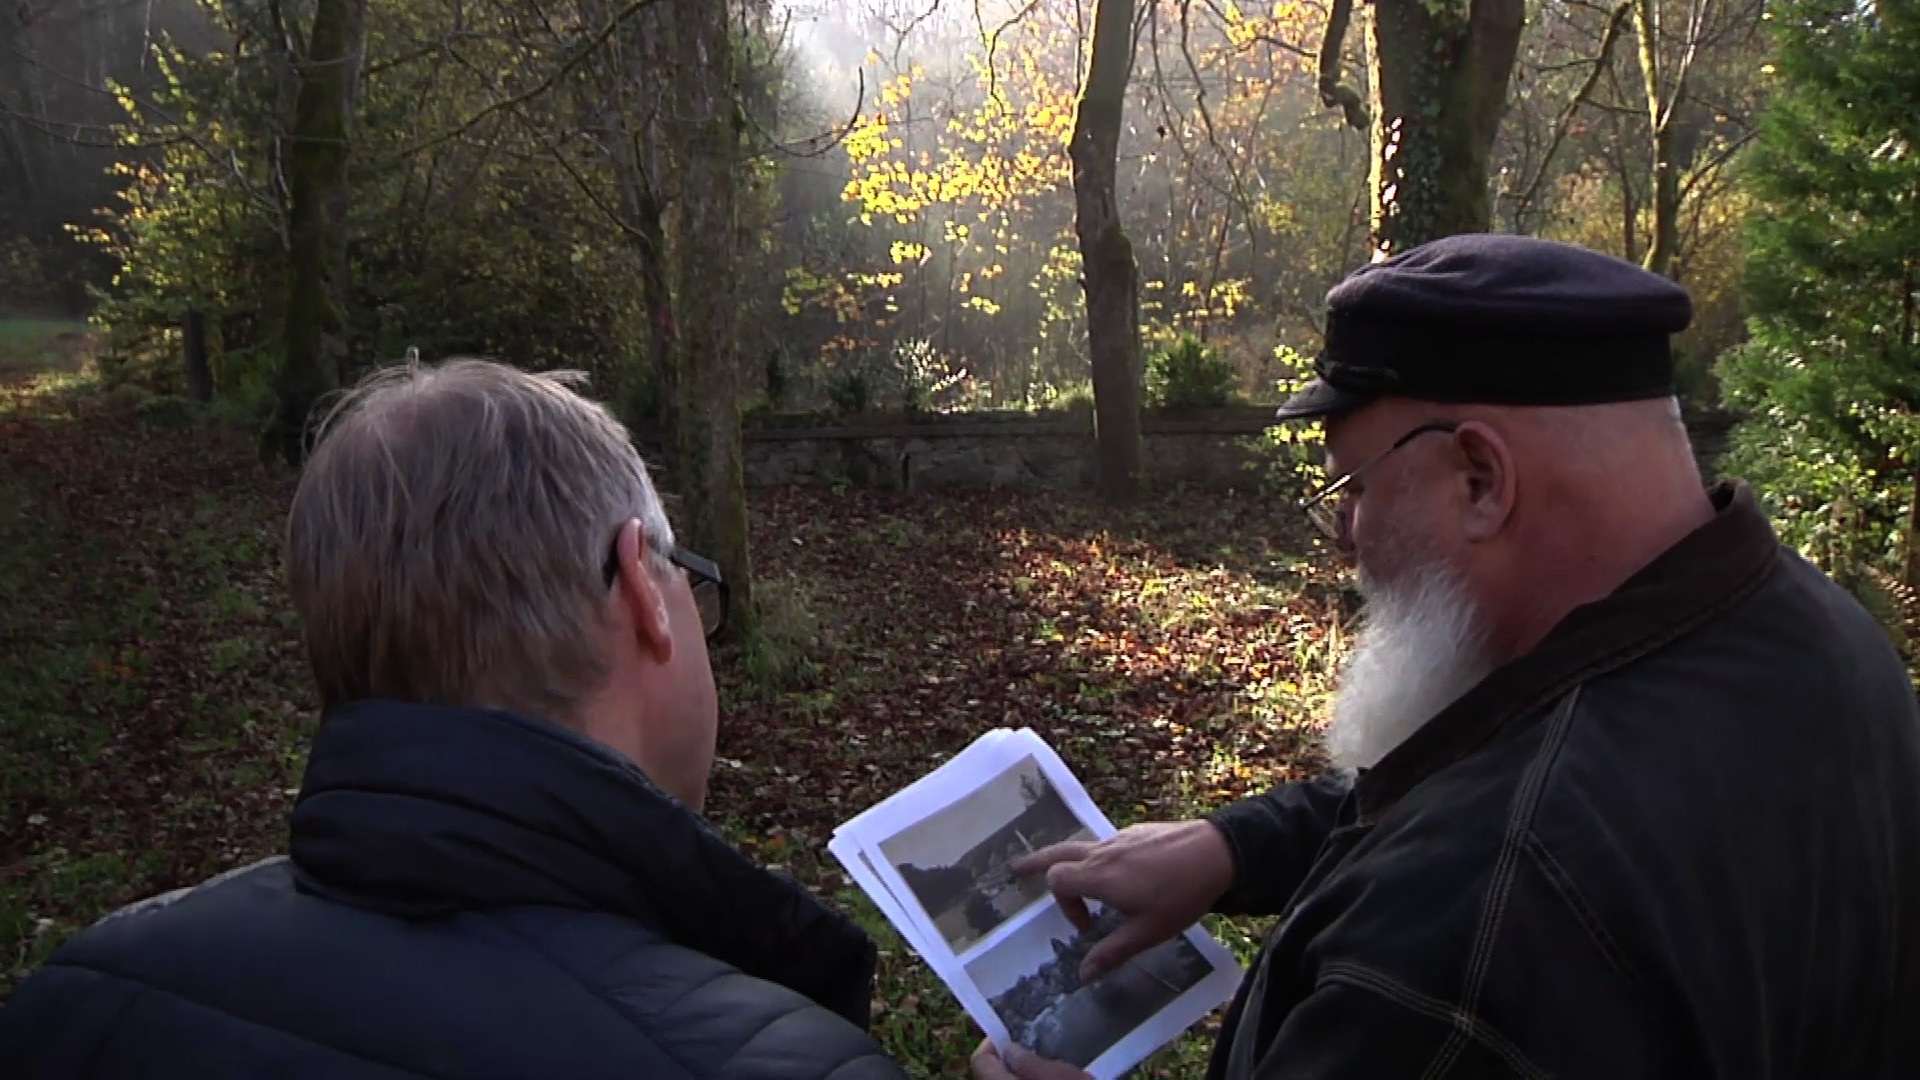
[970,1039,1092,1080]
[1012,819,1235,982]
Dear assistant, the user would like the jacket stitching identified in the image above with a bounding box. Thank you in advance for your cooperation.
[821,1053,902,1080]
[1499,550,1775,760]
[28,961,445,1078]
[489,910,884,1080]
[73,976,144,1080]
[1357,540,1775,828]
[479,912,707,1080]
[716,999,821,1074]
[1520,831,1644,988]
[1424,688,1582,1080]
[1318,960,1552,1080]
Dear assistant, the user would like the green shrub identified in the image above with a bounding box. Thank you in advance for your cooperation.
[100,380,157,410]
[133,394,201,429]
[1146,333,1236,409]
[1051,381,1095,414]
[202,370,278,433]
[826,369,873,416]
[1249,347,1328,497]
[732,575,825,695]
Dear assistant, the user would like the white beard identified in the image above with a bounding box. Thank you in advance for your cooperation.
[1325,561,1494,774]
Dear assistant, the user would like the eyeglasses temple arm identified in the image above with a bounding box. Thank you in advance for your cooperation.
[1299,472,1354,512]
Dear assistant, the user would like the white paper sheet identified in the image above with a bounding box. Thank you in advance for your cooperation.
[829,728,1022,960]
[830,727,1243,1080]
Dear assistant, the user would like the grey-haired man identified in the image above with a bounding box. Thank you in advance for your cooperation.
[3,358,908,1080]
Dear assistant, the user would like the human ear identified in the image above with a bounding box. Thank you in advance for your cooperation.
[613,518,676,664]
[1450,422,1516,542]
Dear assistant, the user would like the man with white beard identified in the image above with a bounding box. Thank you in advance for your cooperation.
[974,234,1920,1080]
[1325,552,1492,776]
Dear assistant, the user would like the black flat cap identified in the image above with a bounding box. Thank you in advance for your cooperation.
[1277,233,1694,421]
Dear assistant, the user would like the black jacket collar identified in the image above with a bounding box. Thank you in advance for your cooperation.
[1355,480,1781,823]
[287,700,878,1027]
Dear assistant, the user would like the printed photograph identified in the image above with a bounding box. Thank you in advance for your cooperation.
[877,754,1097,953]
[964,905,1216,1069]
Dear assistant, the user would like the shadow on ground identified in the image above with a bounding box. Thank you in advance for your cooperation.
[708,487,1347,851]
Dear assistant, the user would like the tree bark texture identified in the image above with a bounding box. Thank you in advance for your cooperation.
[1318,0,1370,131]
[661,0,755,633]
[1905,462,1920,596]
[1633,0,1683,278]
[265,0,366,465]
[604,85,675,432]
[1366,0,1525,258]
[637,194,675,431]
[1905,257,1919,595]
[184,308,212,403]
[1069,0,1146,503]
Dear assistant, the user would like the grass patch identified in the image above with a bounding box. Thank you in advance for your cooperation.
[0,317,93,383]
[0,365,310,996]
[0,318,99,424]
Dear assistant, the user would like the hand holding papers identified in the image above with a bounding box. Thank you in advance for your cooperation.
[831,728,1243,1080]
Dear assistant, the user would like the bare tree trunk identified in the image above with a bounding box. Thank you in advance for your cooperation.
[184,308,212,403]
[637,195,674,429]
[1620,151,1640,262]
[1903,257,1919,594]
[1366,0,1525,257]
[565,3,675,435]
[0,10,41,203]
[1633,0,1690,278]
[1645,121,1682,277]
[265,0,366,465]
[1069,0,1145,503]
[662,0,755,633]
[606,96,675,431]
[1905,463,1920,595]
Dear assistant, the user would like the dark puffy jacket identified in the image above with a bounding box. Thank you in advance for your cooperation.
[0,701,908,1080]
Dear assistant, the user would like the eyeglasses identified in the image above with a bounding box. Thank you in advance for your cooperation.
[603,540,730,641]
[1298,421,1459,541]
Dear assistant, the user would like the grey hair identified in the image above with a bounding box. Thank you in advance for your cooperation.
[285,356,675,722]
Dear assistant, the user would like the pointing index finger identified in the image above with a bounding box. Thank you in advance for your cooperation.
[1008,839,1097,879]
[1044,860,1097,932]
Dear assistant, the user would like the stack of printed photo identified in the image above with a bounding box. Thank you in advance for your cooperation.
[830,727,1244,1080]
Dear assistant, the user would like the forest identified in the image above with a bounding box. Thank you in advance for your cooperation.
[2,0,1918,1074]
[6,0,1915,622]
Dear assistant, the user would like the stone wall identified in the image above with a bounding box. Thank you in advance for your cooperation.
[637,405,1737,494]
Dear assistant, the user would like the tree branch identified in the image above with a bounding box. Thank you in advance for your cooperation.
[1,44,287,224]
[1177,0,1260,281]
[1197,0,1315,61]
[383,0,666,162]
[1317,0,1366,131]
[364,30,513,77]
[974,0,1043,108]
[742,68,867,161]
[1512,0,1633,222]
[1677,127,1755,202]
